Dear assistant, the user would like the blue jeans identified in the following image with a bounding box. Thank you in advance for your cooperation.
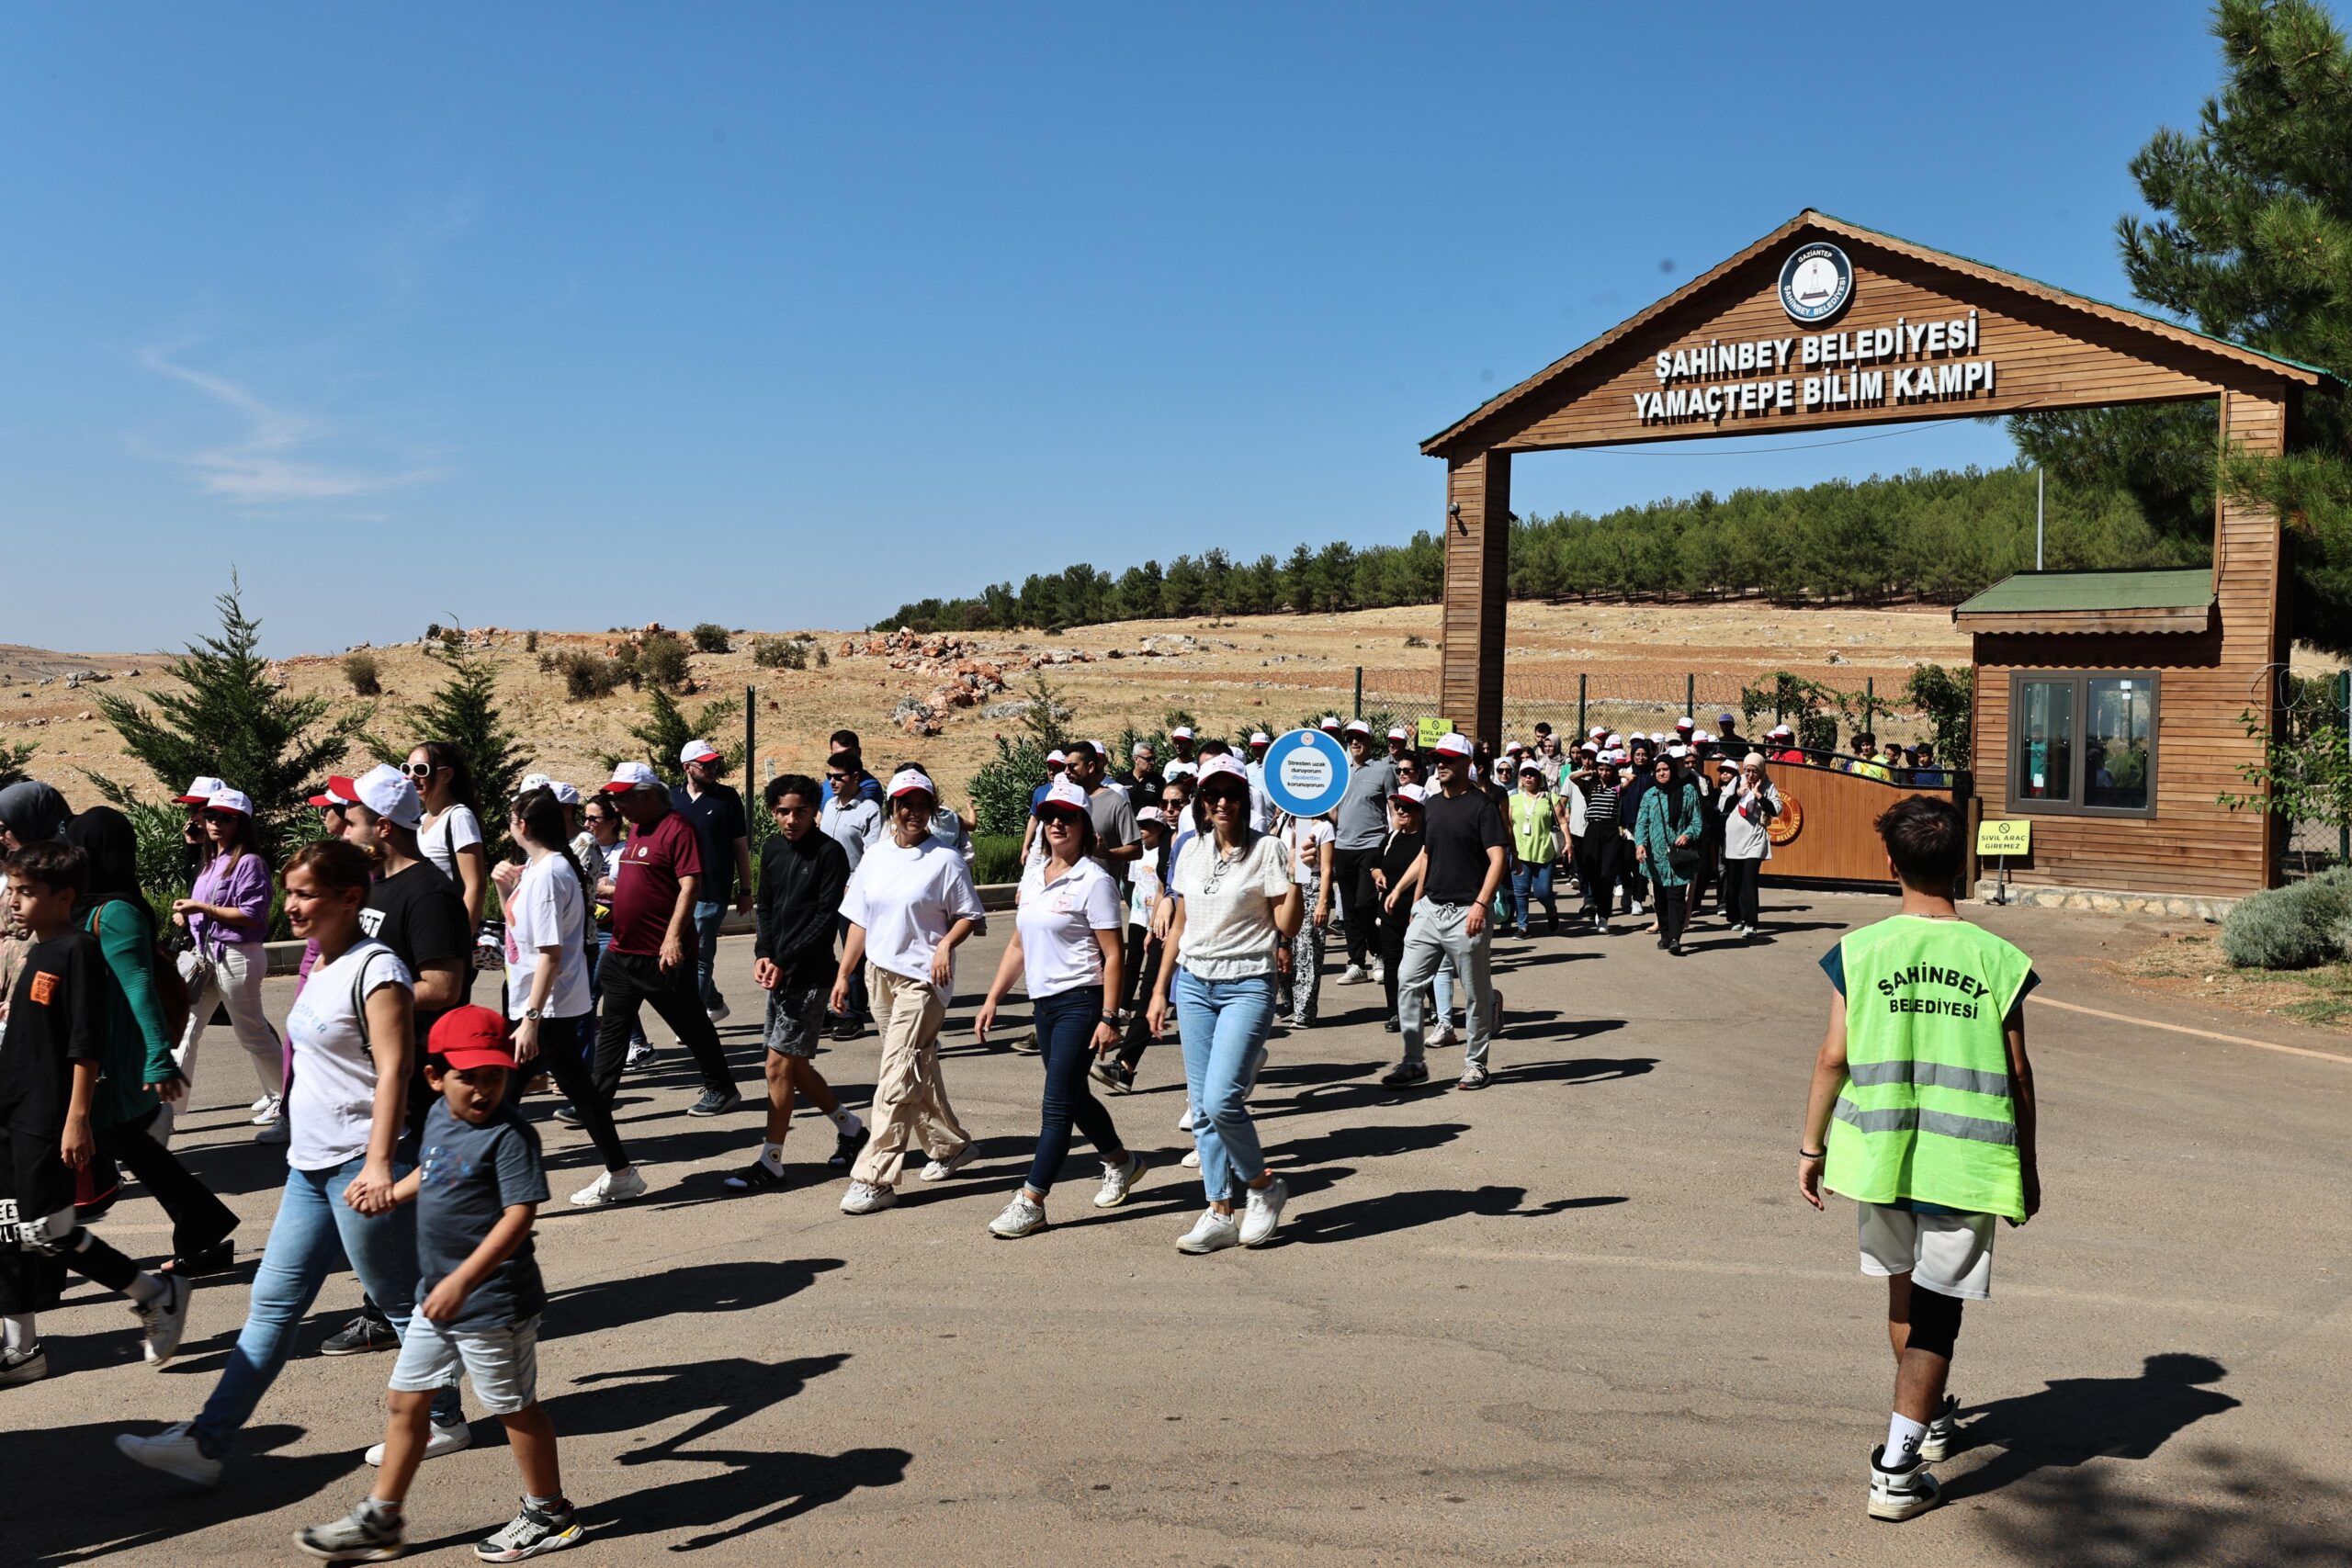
[1510,862,1556,930]
[195,1156,460,1455]
[1173,970,1275,1204]
[692,900,726,1010]
[1027,985,1123,1196]
[590,930,648,1047]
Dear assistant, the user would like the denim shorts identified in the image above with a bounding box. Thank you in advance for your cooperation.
[763,982,827,1059]
[388,1313,541,1414]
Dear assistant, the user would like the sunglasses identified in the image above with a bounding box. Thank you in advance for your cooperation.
[200,809,243,823]
[825,772,850,782]
[405,762,437,777]
[1200,787,1247,807]
[1039,807,1086,827]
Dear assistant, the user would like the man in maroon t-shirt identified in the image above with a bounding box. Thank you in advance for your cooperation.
[592,762,743,1127]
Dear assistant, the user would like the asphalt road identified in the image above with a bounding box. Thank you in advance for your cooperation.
[9,891,2349,1566]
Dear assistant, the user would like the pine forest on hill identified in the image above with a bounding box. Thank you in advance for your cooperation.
[880,462,2192,634]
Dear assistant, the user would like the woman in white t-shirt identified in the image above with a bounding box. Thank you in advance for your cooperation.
[408,742,488,931]
[123,837,469,1476]
[505,786,642,1210]
[1274,808,1335,1030]
[975,780,1146,1238]
[1145,755,1302,1255]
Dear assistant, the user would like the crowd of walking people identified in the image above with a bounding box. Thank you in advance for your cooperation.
[0,697,2004,1547]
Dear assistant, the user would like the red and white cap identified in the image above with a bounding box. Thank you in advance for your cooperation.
[1431,732,1473,759]
[1249,731,1271,747]
[1036,778,1089,813]
[1045,749,1068,766]
[1170,725,1194,741]
[1502,739,1524,754]
[204,787,254,817]
[1675,716,1696,732]
[352,763,425,829]
[1317,716,1342,732]
[1343,717,1372,737]
[1386,725,1408,740]
[175,775,230,805]
[1768,724,1794,739]
[1394,784,1428,807]
[1587,727,1607,741]
[602,761,663,794]
[887,767,938,801]
[680,738,722,766]
[309,776,361,809]
[1195,754,1249,785]
[1136,806,1167,827]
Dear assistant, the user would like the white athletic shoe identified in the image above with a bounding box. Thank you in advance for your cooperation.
[1434,1021,1460,1048]
[1369,959,1385,984]
[919,1144,978,1182]
[988,1193,1047,1238]
[1338,963,1367,985]
[624,1041,658,1069]
[134,1276,193,1365]
[1917,1394,1959,1462]
[1175,1209,1241,1254]
[840,1179,897,1214]
[1176,1102,1197,1134]
[569,1167,648,1208]
[251,1094,275,1115]
[1628,898,1645,917]
[115,1422,222,1488]
[250,1095,284,1126]
[1238,1176,1289,1247]
[1180,1147,1202,1168]
[1093,1151,1146,1209]
[706,999,731,1024]
[1867,1445,1940,1521]
[366,1417,472,1468]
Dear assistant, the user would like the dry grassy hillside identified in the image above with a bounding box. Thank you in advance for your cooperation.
[8,601,1979,814]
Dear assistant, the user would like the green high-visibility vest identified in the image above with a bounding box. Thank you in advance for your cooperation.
[1825,915,2032,1221]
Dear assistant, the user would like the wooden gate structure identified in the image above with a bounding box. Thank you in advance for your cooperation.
[1421,211,2333,897]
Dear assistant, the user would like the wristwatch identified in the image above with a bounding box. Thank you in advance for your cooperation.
[523,1007,544,1021]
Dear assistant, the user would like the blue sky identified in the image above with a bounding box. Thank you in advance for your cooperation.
[1,3,2233,653]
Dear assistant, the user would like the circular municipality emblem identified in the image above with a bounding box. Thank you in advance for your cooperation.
[1778,243,1854,324]
[1766,793,1803,845]
[1261,728,1351,819]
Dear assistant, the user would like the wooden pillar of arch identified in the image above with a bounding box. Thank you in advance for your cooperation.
[1439,448,1510,744]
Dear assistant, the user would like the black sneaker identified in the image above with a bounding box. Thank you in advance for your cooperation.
[1382,1018,1401,1033]
[163,1238,236,1279]
[321,1312,398,1357]
[475,1497,585,1561]
[1091,1058,1135,1093]
[1380,1059,1430,1088]
[688,1088,744,1118]
[829,1016,864,1043]
[721,1159,786,1192]
[830,1122,871,1168]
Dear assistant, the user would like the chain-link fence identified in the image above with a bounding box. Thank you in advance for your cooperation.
[1355,665,1930,749]
[2280,668,2349,879]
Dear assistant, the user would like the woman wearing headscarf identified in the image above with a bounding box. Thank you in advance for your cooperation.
[1715,753,1782,938]
[63,809,241,1277]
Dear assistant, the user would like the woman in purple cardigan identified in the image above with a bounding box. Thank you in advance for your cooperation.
[160,787,288,1145]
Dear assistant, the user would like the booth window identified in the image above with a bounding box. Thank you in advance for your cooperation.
[2009,672,2157,817]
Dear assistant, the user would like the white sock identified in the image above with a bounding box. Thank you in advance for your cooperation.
[827,1106,860,1134]
[124,1272,164,1305]
[1884,1412,1928,1467]
[760,1142,786,1170]
[3,1313,34,1352]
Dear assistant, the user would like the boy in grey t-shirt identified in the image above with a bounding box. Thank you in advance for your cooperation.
[298,1007,583,1563]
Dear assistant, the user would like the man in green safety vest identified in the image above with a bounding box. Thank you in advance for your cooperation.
[1796,796,2041,1522]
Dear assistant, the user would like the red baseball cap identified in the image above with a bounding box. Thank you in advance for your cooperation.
[308,775,361,809]
[427,1006,518,1071]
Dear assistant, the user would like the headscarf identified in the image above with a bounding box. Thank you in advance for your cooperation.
[63,806,144,906]
[0,779,72,843]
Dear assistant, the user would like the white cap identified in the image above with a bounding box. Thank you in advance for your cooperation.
[353,763,425,829]
[551,781,582,805]
[1250,730,1271,746]
[1675,716,1696,731]
[1503,739,1524,753]
[1386,725,1408,740]
[1170,725,1194,740]
[1037,778,1088,812]
[1343,718,1372,737]
[175,774,230,805]
[1628,731,1649,744]
[1045,749,1068,765]
[1136,806,1167,826]
[1394,784,1428,806]
[1769,724,1793,739]
[1666,743,1690,759]
[1517,760,1541,774]
[1317,716,1342,731]
[602,761,663,794]
[1605,732,1623,747]
[204,787,254,817]
[680,738,721,766]
[1431,732,1473,759]
[887,767,938,801]
[520,772,555,793]
[1196,754,1249,784]
[1587,727,1606,740]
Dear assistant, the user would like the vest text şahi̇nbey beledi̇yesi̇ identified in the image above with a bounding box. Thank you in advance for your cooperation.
[1633,310,1992,426]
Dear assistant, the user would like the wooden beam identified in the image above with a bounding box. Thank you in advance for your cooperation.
[2217,387,2292,887]
[1439,449,1510,743]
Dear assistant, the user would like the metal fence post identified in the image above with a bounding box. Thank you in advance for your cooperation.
[1685,672,1694,721]
[1865,677,1876,737]
[745,684,756,781]
[2342,671,2350,865]
[1354,666,1363,720]
[1577,673,1588,739]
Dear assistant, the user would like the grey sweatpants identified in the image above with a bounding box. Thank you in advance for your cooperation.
[1395,901,1498,1069]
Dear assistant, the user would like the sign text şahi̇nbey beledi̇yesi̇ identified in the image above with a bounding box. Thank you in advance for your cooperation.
[1633,310,1990,425]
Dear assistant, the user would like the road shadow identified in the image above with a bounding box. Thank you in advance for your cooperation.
[1278,1184,1626,1247]
[574,1444,913,1551]
[1481,1053,1655,1088]
[1272,1120,1472,1168]
[541,1258,844,1343]
[1,1420,354,1565]
[545,1352,853,1457]
[1940,1353,2242,1503]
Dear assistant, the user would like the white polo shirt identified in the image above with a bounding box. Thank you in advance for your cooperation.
[1014,856,1123,999]
[842,833,987,987]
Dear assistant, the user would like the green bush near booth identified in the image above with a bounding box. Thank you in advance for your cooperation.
[2221,867,2352,971]
[972,833,1023,886]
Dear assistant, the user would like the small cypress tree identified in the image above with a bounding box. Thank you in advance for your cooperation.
[90,578,369,859]
[0,740,34,789]
[609,688,744,788]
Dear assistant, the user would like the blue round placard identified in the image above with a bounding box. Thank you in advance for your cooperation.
[1261,728,1351,818]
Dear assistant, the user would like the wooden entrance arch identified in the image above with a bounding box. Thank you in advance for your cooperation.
[1421,211,2331,897]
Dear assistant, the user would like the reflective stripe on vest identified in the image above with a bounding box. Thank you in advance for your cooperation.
[1846,1059,2012,1098]
[1833,1100,2019,1146]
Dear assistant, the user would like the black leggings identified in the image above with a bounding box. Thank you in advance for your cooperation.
[1653,883,1688,949]
[543,1013,632,1172]
[1577,836,1622,921]
[1116,941,1164,1071]
[96,1108,238,1258]
[1720,858,1763,927]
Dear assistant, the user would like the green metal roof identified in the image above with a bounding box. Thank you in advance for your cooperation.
[1953,569,2215,616]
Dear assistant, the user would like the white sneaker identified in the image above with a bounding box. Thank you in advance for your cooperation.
[569,1167,648,1207]
[841,1179,896,1214]
[1370,959,1385,984]
[624,1041,658,1069]
[1917,1395,1959,1462]
[706,999,731,1023]
[1175,1208,1241,1254]
[1338,964,1368,985]
[988,1192,1047,1238]
[250,1095,283,1126]
[1093,1151,1146,1209]
[115,1422,222,1488]
[1176,1102,1197,1134]
[1180,1147,1201,1168]
[253,1118,290,1145]
[1628,898,1645,917]
[133,1275,193,1365]
[1238,1176,1289,1247]
[1434,1021,1460,1048]
[251,1093,275,1114]
[1867,1445,1940,1521]
[919,1144,978,1182]
[366,1416,472,1468]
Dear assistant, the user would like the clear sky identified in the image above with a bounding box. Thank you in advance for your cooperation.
[1,2,2233,653]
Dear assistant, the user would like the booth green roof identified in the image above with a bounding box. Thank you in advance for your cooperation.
[1954,569,2215,615]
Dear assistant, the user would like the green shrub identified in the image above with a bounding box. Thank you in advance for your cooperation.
[752,636,808,671]
[552,649,627,701]
[691,622,732,654]
[2221,867,2352,970]
[638,631,692,690]
[524,629,540,653]
[969,735,1054,836]
[972,833,1023,885]
[341,651,381,696]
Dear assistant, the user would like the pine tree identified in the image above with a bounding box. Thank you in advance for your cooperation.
[2012,0,2352,653]
[90,578,369,857]
[407,638,527,858]
[611,688,744,788]
[0,741,34,788]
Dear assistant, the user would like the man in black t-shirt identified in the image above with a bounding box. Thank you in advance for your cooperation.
[1383,734,1509,1091]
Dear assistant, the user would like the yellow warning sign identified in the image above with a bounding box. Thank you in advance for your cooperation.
[1415,716,1451,749]
[1976,818,2032,856]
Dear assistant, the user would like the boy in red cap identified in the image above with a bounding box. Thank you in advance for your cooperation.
[298,1007,582,1562]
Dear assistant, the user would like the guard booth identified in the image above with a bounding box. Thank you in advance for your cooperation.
[1421,210,2331,902]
